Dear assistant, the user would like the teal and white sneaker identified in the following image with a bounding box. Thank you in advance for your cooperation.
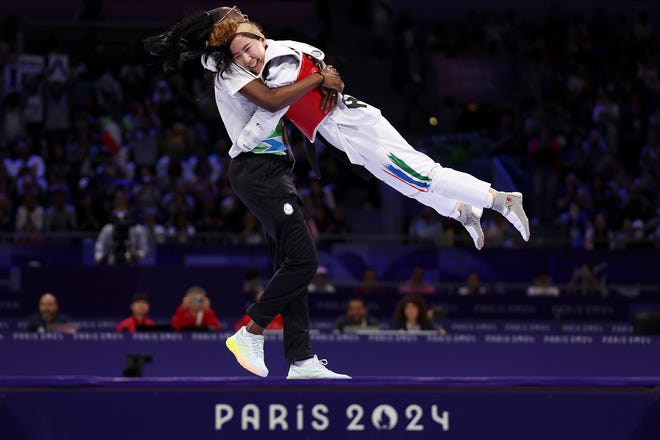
[287,355,351,379]
[226,326,269,377]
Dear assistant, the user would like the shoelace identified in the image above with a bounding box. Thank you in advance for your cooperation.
[459,206,478,227]
[463,212,480,227]
[246,336,264,355]
[308,358,329,371]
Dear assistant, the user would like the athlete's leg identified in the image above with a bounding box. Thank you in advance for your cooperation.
[229,153,316,366]
[321,119,529,240]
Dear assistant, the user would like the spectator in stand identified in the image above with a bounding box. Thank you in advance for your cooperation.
[142,206,166,245]
[353,267,386,295]
[94,193,149,265]
[585,212,615,250]
[559,202,589,248]
[77,189,104,233]
[166,211,196,244]
[393,295,435,331]
[527,270,561,297]
[27,292,71,332]
[308,265,336,294]
[15,190,45,242]
[567,263,603,296]
[238,211,263,245]
[527,125,561,226]
[171,286,220,331]
[399,266,435,295]
[483,215,517,248]
[133,166,161,212]
[335,297,378,333]
[5,141,46,184]
[408,207,444,245]
[45,186,77,234]
[458,272,489,296]
[116,292,155,333]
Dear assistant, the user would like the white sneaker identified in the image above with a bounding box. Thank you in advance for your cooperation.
[493,192,530,241]
[226,326,269,377]
[458,204,484,250]
[287,355,351,379]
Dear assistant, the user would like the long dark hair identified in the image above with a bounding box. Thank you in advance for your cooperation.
[143,10,219,73]
[393,295,434,330]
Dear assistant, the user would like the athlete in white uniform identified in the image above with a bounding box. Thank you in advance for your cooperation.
[216,22,530,247]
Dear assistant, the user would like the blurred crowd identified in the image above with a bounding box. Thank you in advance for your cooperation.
[378,4,660,248]
[0,3,657,249]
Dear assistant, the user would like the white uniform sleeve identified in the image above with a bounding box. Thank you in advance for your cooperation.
[236,55,300,151]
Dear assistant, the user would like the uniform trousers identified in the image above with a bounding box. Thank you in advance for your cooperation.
[229,152,316,364]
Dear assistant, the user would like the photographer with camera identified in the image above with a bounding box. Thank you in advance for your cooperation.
[94,191,149,265]
[171,286,220,332]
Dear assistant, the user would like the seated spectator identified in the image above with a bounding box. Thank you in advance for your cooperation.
[234,289,283,332]
[585,212,615,250]
[484,215,516,248]
[27,292,71,332]
[408,207,444,245]
[335,297,378,333]
[353,267,386,295]
[399,266,436,295]
[567,264,603,296]
[308,265,336,294]
[171,286,220,331]
[116,292,155,333]
[428,304,448,335]
[15,190,45,243]
[458,272,489,296]
[94,192,149,265]
[143,206,166,245]
[527,271,561,297]
[393,295,435,331]
[45,186,77,233]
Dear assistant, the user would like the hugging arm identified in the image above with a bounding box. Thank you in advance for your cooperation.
[239,65,342,112]
[236,62,345,152]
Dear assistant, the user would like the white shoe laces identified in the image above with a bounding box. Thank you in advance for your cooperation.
[303,357,329,371]
[244,333,264,356]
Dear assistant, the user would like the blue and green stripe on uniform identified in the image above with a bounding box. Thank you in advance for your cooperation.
[383,153,431,192]
[250,124,287,155]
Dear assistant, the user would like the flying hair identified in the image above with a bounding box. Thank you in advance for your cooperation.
[143,9,221,73]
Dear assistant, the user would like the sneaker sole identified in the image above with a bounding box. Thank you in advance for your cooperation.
[225,335,268,377]
[465,225,484,250]
[286,375,352,379]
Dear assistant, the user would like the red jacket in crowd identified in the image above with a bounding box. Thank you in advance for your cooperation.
[116,316,156,333]
[171,306,220,331]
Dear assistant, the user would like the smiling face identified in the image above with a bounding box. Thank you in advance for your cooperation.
[230,34,266,74]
